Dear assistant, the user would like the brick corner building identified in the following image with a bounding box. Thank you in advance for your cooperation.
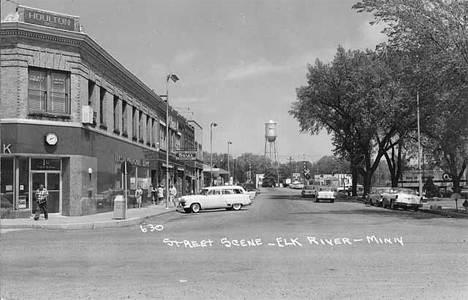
[0,6,203,217]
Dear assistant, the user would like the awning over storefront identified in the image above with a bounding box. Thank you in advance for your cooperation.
[202,166,229,176]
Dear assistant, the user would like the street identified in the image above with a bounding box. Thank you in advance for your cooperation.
[1,188,467,300]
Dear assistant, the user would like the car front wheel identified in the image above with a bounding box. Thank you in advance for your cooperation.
[232,203,242,211]
[191,203,201,213]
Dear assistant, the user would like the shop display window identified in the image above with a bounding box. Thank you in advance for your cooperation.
[1,158,14,209]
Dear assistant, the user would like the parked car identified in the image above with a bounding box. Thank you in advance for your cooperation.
[241,183,258,200]
[382,187,423,211]
[315,187,336,203]
[366,187,392,207]
[460,186,468,198]
[301,185,317,198]
[178,185,252,213]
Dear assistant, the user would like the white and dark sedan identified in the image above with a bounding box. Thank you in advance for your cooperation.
[315,187,336,203]
[178,186,252,213]
[382,187,423,211]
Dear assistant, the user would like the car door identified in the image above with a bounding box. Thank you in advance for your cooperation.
[204,189,224,209]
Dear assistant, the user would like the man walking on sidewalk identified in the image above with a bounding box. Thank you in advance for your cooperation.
[34,184,49,220]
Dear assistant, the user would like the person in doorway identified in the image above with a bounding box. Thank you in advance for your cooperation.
[135,185,143,209]
[157,185,164,205]
[34,184,49,220]
[149,184,156,205]
[169,184,178,207]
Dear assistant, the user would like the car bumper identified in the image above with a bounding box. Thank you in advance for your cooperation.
[395,202,423,208]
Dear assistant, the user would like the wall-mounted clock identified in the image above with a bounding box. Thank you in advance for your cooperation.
[45,133,59,146]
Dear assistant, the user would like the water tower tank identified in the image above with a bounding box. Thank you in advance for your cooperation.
[265,120,277,142]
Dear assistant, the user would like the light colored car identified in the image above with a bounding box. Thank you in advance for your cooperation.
[382,187,423,211]
[366,187,392,207]
[178,186,252,213]
[315,187,336,203]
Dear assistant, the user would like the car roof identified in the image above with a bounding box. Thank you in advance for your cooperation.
[203,186,244,190]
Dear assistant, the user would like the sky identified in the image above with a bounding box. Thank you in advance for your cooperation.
[1,0,387,163]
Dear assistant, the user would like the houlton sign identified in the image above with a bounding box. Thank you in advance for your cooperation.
[17,6,81,32]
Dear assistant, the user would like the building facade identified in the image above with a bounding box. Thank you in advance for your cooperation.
[0,6,199,217]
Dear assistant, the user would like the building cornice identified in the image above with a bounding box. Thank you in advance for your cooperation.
[0,21,168,114]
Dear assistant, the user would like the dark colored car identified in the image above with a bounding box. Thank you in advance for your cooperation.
[366,187,392,207]
[301,185,317,198]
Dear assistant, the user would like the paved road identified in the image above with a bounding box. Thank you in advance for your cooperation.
[1,188,467,300]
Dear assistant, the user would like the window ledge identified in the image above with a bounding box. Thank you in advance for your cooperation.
[100,124,108,130]
[28,111,71,120]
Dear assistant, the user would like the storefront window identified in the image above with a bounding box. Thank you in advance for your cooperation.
[18,158,30,210]
[1,158,14,210]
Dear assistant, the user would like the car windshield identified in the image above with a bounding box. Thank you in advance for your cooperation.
[199,189,209,195]
[303,186,315,190]
[394,188,416,195]
[319,187,333,192]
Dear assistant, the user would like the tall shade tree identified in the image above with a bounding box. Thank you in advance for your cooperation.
[354,0,468,192]
[290,46,412,195]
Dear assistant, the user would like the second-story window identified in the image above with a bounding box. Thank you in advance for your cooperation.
[122,100,128,136]
[147,117,152,146]
[28,67,70,115]
[113,95,120,134]
[132,107,138,141]
[139,111,144,143]
[99,87,106,128]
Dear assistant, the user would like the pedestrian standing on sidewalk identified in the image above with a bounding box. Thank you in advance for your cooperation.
[149,184,157,205]
[135,185,143,209]
[157,185,164,205]
[34,184,49,220]
[169,184,178,207]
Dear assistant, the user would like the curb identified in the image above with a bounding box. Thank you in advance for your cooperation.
[0,208,176,230]
[419,208,468,219]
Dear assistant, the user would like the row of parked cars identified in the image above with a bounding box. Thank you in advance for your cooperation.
[365,187,423,211]
[300,185,337,203]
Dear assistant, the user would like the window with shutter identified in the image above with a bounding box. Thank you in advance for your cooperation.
[28,67,70,115]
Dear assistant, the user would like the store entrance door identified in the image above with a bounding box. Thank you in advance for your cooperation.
[31,172,61,213]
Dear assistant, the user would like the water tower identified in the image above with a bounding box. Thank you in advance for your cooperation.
[264,120,279,165]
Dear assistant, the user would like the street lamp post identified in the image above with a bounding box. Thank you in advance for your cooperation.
[210,122,217,186]
[165,74,179,209]
[227,141,232,184]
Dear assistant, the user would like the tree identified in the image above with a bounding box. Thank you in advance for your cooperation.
[262,168,278,187]
[291,46,413,196]
[354,0,468,192]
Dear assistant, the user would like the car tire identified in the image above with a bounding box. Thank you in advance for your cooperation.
[413,207,419,212]
[191,203,201,213]
[232,203,242,211]
[225,207,233,211]
[183,208,191,213]
[330,199,334,203]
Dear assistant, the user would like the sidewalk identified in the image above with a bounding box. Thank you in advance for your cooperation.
[420,197,468,218]
[0,204,177,230]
